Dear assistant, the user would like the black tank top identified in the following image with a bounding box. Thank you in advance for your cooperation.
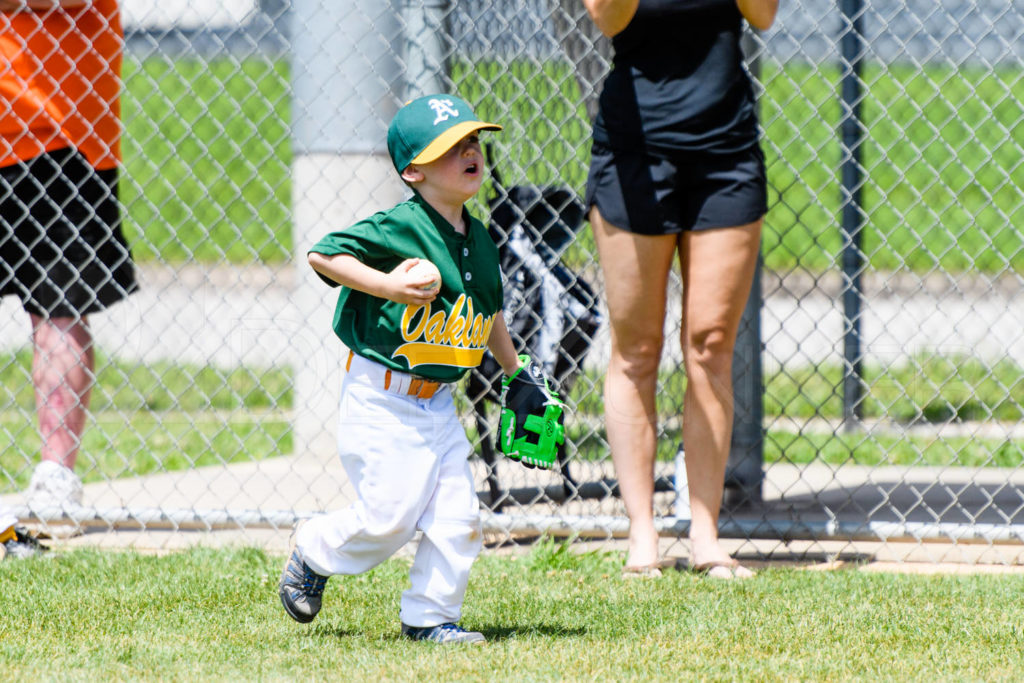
[593,0,760,155]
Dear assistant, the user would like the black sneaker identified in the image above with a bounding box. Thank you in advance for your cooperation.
[278,549,328,623]
[401,622,486,644]
[0,526,47,560]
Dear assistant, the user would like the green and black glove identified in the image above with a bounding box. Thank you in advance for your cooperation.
[498,355,565,469]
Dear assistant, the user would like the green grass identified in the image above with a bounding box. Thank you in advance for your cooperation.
[120,56,292,263]
[2,545,1023,680]
[566,424,1024,469]
[0,350,293,493]
[553,353,1024,468]
[0,350,292,413]
[768,354,1024,424]
[765,429,1024,468]
[565,354,1024,424]
[119,56,1024,276]
[0,412,291,491]
[760,62,1024,274]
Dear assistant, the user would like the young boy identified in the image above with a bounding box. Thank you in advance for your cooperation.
[278,94,526,644]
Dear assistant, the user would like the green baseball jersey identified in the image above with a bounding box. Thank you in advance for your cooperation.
[309,192,503,383]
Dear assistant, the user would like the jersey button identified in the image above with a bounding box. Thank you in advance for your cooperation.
[464,272,472,282]
[463,247,469,256]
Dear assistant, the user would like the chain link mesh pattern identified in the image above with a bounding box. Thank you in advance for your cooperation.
[2,1,1023,564]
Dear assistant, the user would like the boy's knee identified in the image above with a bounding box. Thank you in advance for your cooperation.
[361,506,419,541]
[427,517,484,555]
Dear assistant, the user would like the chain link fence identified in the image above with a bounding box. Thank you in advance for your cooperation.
[3,0,1024,564]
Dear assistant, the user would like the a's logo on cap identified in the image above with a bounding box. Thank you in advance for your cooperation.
[428,98,460,125]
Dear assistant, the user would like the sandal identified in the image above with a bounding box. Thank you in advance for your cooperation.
[689,560,755,580]
[622,558,681,579]
[622,564,663,579]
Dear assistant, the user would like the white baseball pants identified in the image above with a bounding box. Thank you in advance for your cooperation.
[295,353,483,628]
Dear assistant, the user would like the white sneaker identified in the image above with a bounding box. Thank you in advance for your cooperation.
[26,461,84,510]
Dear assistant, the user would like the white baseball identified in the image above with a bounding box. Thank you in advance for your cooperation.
[409,260,441,291]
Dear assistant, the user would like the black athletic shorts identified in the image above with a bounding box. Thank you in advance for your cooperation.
[0,147,137,318]
[585,141,768,235]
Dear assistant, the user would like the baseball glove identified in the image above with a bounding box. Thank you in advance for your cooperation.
[498,355,565,469]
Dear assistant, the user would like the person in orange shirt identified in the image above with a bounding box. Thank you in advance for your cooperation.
[1,0,136,510]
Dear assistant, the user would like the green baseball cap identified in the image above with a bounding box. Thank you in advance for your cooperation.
[387,94,502,173]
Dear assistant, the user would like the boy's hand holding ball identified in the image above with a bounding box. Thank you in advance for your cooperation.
[388,259,442,303]
[406,259,442,294]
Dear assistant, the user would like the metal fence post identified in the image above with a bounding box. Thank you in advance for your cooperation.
[723,31,767,509]
[289,0,407,459]
[725,255,765,508]
[400,0,452,98]
[839,0,866,427]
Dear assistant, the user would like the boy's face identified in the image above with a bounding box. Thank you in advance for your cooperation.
[402,133,485,204]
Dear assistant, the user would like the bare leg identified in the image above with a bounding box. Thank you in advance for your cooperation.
[31,314,94,469]
[590,208,677,569]
[678,221,761,569]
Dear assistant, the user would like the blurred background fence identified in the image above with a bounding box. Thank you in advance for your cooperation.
[4,0,1024,564]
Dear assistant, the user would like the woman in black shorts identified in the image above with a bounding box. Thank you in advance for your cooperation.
[583,0,778,578]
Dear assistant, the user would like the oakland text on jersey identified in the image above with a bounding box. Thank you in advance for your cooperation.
[395,293,497,369]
